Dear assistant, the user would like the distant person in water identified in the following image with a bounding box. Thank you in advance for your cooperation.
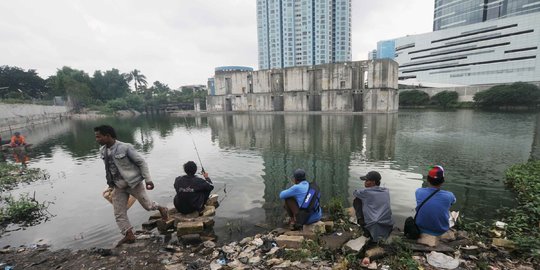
[94,124,168,247]
[173,161,214,214]
[10,132,26,147]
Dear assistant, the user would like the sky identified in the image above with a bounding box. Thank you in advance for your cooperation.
[0,0,433,89]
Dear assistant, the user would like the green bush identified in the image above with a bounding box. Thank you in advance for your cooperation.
[105,98,128,111]
[474,82,540,107]
[399,90,429,106]
[125,94,145,111]
[431,91,458,108]
[1,193,48,224]
[504,160,540,258]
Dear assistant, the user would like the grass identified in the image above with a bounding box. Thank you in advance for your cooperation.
[504,160,540,260]
[383,238,419,270]
[0,193,50,225]
[0,162,48,191]
[0,162,51,228]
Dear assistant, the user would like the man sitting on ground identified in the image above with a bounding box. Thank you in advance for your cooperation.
[415,165,456,246]
[279,169,322,228]
[10,132,26,147]
[174,161,214,214]
[353,171,394,242]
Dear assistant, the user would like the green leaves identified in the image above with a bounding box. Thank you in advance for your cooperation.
[474,82,540,107]
[504,160,540,259]
[398,90,430,106]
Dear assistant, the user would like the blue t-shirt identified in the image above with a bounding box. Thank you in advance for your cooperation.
[415,187,456,236]
[279,180,322,224]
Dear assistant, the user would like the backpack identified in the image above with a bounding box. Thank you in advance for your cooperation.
[294,182,321,229]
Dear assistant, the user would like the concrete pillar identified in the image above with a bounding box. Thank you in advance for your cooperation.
[194,98,200,112]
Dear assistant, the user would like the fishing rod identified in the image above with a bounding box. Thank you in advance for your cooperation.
[182,114,205,173]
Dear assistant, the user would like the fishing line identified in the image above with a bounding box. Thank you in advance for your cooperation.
[181,114,205,173]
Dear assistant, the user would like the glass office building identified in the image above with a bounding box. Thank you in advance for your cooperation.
[377,40,396,59]
[433,0,540,31]
[257,0,351,70]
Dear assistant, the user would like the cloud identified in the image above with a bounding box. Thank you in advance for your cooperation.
[0,0,432,88]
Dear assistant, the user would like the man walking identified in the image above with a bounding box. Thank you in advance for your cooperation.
[94,125,168,247]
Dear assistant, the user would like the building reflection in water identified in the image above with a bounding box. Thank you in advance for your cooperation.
[207,113,416,227]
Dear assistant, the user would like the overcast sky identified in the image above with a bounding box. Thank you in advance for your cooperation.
[0,0,433,89]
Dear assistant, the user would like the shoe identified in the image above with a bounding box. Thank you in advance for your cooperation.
[116,230,136,247]
[158,206,169,221]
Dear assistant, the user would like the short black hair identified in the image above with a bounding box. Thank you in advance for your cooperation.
[94,125,117,139]
[184,161,197,176]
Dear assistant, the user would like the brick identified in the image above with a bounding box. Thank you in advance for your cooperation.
[303,221,326,234]
[275,235,304,249]
[157,219,175,232]
[177,221,204,236]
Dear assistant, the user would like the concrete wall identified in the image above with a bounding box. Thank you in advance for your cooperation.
[209,59,399,113]
[0,103,69,132]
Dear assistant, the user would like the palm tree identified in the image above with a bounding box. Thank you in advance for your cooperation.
[124,69,147,92]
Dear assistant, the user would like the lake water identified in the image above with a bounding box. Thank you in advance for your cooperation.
[1,110,537,250]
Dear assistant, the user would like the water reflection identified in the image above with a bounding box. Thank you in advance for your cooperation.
[207,114,405,227]
[1,110,535,250]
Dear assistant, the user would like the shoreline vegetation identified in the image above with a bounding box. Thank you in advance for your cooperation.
[0,160,538,269]
[399,82,540,110]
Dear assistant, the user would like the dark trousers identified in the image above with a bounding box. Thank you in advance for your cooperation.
[284,197,299,222]
[353,198,371,238]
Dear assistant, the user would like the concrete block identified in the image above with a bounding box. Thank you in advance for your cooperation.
[440,230,456,242]
[324,221,334,233]
[492,238,516,249]
[417,233,439,247]
[180,234,201,244]
[171,211,200,222]
[157,219,175,232]
[177,221,204,236]
[201,205,216,217]
[206,194,219,208]
[343,236,368,252]
[284,230,316,240]
[142,219,157,230]
[303,221,326,234]
[275,235,304,249]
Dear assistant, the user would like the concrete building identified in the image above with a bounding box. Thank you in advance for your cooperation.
[207,59,399,113]
[434,0,540,31]
[394,12,539,86]
[256,0,351,70]
[368,50,377,60]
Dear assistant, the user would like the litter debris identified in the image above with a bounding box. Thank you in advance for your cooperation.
[426,251,460,269]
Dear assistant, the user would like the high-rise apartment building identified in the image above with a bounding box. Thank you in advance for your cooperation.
[434,0,540,31]
[257,0,351,70]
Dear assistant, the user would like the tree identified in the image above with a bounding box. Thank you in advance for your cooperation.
[124,69,147,93]
[431,91,458,108]
[0,65,46,99]
[92,69,130,102]
[47,67,93,111]
[474,82,540,107]
[399,90,429,106]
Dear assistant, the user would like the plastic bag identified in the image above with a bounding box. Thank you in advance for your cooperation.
[102,188,137,209]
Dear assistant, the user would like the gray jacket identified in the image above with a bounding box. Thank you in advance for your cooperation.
[100,140,151,188]
[353,186,394,241]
